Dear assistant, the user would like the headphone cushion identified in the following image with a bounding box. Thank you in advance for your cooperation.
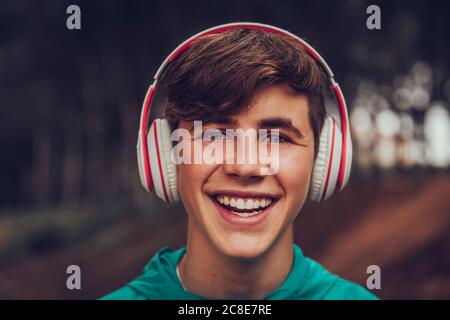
[158,119,179,202]
[309,117,342,202]
[136,131,150,192]
[148,119,179,203]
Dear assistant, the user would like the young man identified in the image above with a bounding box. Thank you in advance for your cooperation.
[101,25,378,300]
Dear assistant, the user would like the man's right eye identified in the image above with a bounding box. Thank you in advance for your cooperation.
[202,130,225,141]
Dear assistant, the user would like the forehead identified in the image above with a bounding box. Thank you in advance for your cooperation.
[222,84,312,134]
[178,84,312,132]
[241,84,309,119]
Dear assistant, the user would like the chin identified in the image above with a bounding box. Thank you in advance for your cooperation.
[215,234,273,260]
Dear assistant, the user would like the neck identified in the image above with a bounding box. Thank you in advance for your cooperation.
[178,217,294,299]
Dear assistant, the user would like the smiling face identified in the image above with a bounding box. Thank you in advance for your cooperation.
[177,84,315,259]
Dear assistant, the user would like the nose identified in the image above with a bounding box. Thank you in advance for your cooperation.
[221,132,265,181]
[222,162,264,181]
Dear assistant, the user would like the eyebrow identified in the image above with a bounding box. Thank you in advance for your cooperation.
[187,117,237,132]
[258,117,304,138]
[191,116,304,138]
[203,117,238,126]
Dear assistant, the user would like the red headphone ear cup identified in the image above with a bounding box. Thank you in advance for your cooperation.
[309,117,342,202]
[147,119,179,203]
[331,83,352,192]
[137,130,152,193]
[339,126,352,191]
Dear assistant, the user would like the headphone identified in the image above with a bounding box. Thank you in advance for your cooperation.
[137,22,352,203]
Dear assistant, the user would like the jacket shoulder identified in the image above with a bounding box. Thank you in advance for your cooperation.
[323,277,379,300]
[301,256,379,300]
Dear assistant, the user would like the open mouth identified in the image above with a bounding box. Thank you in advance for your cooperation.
[210,193,277,218]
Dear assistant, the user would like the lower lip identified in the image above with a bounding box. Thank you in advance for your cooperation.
[210,197,274,226]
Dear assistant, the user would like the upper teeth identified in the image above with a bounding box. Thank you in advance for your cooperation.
[216,195,273,210]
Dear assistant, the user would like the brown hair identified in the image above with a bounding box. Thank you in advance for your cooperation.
[163,28,326,156]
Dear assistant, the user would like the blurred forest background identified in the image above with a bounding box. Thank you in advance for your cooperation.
[0,0,449,299]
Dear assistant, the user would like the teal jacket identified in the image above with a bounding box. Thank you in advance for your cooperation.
[101,244,379,300]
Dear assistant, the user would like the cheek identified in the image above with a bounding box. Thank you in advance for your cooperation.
[277,147,314,199]
[178,163,205,194]
[177,163,216,206]
[176,138,218,191]
[177,164,205,224]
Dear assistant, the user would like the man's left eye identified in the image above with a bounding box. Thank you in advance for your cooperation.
[259,131,289,143]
